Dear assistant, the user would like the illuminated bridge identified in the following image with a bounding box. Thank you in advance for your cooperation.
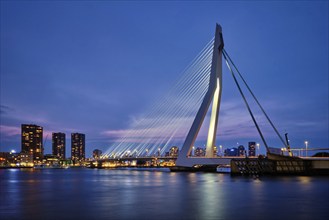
[100,24,329,172]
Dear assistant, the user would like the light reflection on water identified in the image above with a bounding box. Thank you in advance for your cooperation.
[0,168,328,220]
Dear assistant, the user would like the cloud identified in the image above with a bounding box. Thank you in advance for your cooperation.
[0,105,15,115]
[101,116,193,141]
[0,125,21,136]
[1,106,50,125]
[0,125,53,138]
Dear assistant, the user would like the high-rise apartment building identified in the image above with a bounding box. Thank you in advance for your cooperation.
[248,142,256,157]
[71,133,85,164]
[21,124,43,161]
[238,145,245,156]
[52,132,66,159]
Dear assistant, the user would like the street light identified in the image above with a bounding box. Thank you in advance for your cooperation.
[304,141,308,157]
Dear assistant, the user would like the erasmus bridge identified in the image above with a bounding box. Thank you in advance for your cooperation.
[99,24,327,171]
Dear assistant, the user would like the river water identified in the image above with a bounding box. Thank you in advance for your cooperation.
[0,168,328,220]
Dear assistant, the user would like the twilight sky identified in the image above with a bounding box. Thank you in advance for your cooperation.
[0,1,328,157]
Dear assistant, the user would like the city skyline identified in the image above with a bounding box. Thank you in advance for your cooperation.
[1,1,328,156]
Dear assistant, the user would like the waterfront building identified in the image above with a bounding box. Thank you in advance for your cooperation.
[0,152,9,166]
[19,151,33,166]
[43,154,60,166]
[238,145,245,156]
[71,133,85,164]
[21,124,43,161]
[224,148,238,156]
[0,151,19,166]
[248,142,256,157]
[0,152,14,166]
[214,146,218,157]
[194,147,205,157]
[169,146,179,157]
[93,149,102,159]
[52,132,66,159]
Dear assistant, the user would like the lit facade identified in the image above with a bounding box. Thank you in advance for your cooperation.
[194,147,206,157]
[169,146,179,157]
[248,142,256,157]
[52,132,66,159]
[21,124,43,161]
[238,145,245,156]
[176,24,224,167]
[93,149,102,159]
[19,151,34,166]
[224,148,238,156]
[71,133,85,164]
[213,146,218,157]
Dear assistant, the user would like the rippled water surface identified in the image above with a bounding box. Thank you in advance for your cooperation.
[1,168,328,220]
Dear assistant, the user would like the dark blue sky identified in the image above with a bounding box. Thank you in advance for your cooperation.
[1,1,328,157]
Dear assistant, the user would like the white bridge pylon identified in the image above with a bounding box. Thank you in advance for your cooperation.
[176,24,225,167]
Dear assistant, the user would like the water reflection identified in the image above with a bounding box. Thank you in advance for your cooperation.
[197,174,226,219]
[0,169,328,220]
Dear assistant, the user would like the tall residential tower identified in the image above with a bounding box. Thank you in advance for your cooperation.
[248,142,256,157]
[71,133,85,164]
[21,124,43,161]
[52,132,66,159]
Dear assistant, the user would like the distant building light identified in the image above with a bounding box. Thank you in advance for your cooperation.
[10,150,16,154]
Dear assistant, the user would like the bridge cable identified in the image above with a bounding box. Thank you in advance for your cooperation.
[104,38,214,158]
[223,49,287,149]
[223,52,270,153]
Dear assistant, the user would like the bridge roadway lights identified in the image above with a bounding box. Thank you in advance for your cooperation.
[176,157,233,168]
[92,157,178,168]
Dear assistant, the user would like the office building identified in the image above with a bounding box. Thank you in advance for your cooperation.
[71,133,85,164]
[21,124,43,161]
[52,132,66,159]
[248,142,256,157]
